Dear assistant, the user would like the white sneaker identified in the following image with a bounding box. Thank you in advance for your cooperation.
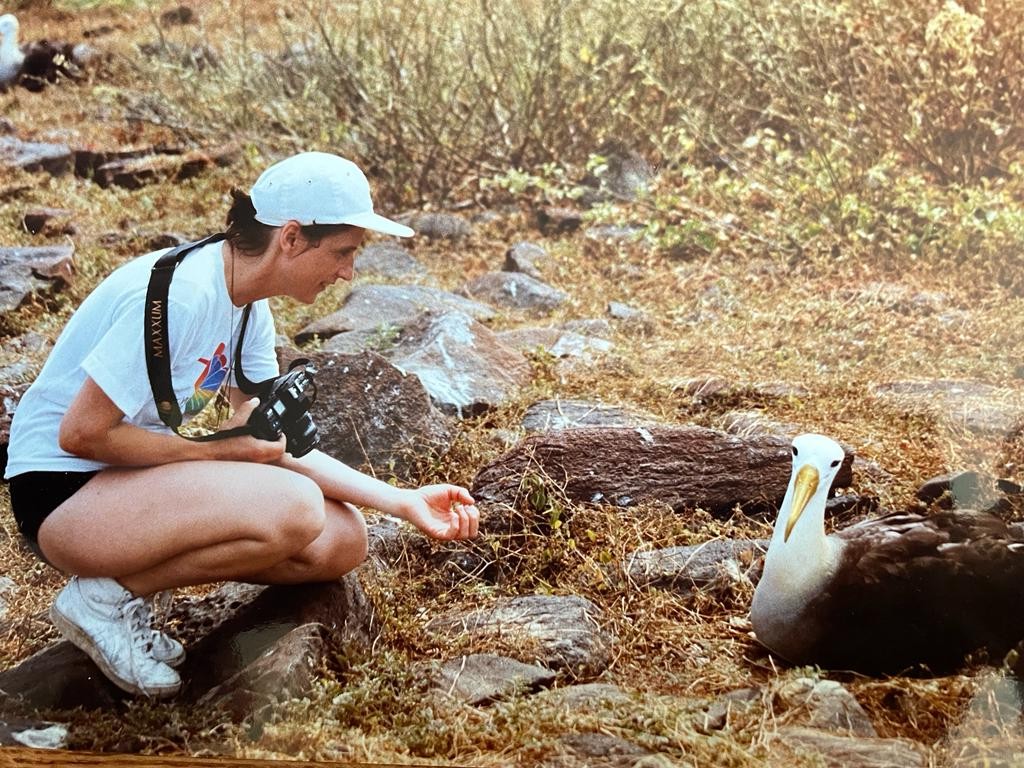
[49,577,181,698]
[142,591,186,668]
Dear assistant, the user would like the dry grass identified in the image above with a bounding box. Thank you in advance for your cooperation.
[1,1,1023,766]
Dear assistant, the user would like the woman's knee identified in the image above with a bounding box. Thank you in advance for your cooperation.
[312,503,369,580]
[271,473,327,550]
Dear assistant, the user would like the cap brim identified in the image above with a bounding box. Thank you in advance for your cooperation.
[341,211,415,238]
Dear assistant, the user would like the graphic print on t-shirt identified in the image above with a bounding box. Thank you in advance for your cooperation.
[183,342,229,416]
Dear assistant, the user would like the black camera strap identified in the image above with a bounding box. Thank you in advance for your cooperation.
[144,233,261,441]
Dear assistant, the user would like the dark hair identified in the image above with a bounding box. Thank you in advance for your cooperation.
[225,189,357,256]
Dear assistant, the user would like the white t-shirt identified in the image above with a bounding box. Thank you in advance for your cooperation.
[4,240,279,477]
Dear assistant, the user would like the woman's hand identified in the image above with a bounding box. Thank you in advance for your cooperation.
[213,397,286,463]
[398,484,480,541]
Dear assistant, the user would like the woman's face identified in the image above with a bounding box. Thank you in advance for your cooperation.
[288,226,366,303]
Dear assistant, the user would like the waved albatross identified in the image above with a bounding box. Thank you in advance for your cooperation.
[0,13,80,92]
[751,433,1024,675]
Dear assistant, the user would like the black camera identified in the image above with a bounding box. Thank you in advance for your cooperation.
[246,361,320,457]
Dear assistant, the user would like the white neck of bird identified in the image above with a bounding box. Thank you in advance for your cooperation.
[761,486,840,604]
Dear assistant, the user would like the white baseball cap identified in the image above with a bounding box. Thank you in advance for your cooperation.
[250,152,414,237]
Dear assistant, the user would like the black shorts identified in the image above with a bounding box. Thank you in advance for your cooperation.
[8,470,99,564]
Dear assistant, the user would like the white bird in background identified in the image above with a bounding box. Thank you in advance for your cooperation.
[0,13,83,92]
[751,432,1024,675]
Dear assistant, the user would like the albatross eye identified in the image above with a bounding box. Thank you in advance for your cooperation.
[830,459,841,467]
[792,446,799,456]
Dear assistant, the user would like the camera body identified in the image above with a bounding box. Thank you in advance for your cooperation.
[246,363,320,457]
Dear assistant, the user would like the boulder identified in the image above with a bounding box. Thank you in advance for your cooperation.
[388,311,532,417]
[426,594,614,680]
[520,398,660,432]
[776,726,925,768]
[399,212,473,240]
[626,538,768,592]
[0,575,376,711]
[354,242,430,282]
[0,244,75,314]
[471,425,854,515]
[503,241,548,280]
[295,284,494,345]
[0,137,72,176]
[429,653,556,705]
[871,380,1024,438]
[461,272,568,315]
[278,349,453,479]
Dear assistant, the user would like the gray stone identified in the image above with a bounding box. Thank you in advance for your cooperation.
[388,311,531,417]
[426,594,614,680]
[561,318,614,339]
[626,538,768,592]
[461,271,568,315]
[430,653,556,705]
[0,575,376,710]
[295,284,495,345]
[503,241,548,280]
[871,380,1024,438]
[521,399,660,432]
[471,425,854,515]
[496,328,613,369]
[0,244,75,314]
[535,206,582,235]
[400,212,473,240]
[0,718,68,749]
[776,726,925,768]
[778,678,877,737]
[585,224,645,241]
[0,137,72,176]
[534,682,631,709]
[22,207,73,235]
[198,622,327,722]
[355,241,431,282]
[278,349,453,479]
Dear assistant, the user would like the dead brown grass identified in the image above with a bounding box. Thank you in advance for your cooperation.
[1,1,1023,766]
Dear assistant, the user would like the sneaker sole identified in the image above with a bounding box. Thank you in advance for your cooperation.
[49,603,181,699]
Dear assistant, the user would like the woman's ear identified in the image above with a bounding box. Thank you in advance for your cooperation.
[278,221,305,257]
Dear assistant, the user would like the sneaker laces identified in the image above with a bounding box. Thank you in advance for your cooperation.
[121,596,156,657]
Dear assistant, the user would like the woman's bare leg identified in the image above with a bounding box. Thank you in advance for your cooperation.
[37,460,369,595]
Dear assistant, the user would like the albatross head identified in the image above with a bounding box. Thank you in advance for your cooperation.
[780,433,845,543]
[0,14,19,43]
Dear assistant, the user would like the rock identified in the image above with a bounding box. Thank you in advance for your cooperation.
[534,682,631,709]
[426,594,614,680]
[160,5,197,26]
[354,241,430,282]
[561,318,614,339]
[625,538,768,592]
[0,575,376,711]
[0,137,72,176]
[916,470,1002,510]
[585,142,655,202]
[552,732,654,767]
[387,311,531,417]
[520,399,660,432]
[429,653,556,705]
[778,678,877,737]
[719,410,800,438]
[399,212,473,240]
[503,241,548,279]
[496,328,613,370]
[0,718,68,749]
[295,284,495,345]
[22,207,73,236]
[198,623,327,722]
[0,575,15,621]
[697,687,760,733]
[776,726,925,768]
[72,147,158,179]
[461,272,568,315]
[535,206,582,236]
[471,425,854,515]
[91,144,240,190]
[606,301,653,332]
[0,244,75,314]
[871,380,1024,438]
[585,224,645,242]
[278,349,453,479]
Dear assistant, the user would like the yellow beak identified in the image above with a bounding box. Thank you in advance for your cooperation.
[784,464,820,543]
